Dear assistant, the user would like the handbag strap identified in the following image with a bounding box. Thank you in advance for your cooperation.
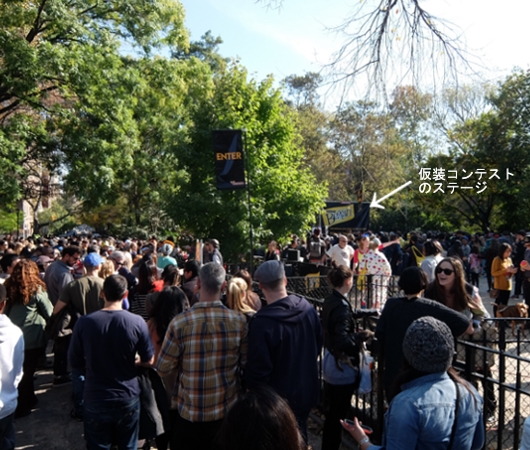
[447,379,461,450]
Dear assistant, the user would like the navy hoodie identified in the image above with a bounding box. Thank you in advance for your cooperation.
[245,294,323,414]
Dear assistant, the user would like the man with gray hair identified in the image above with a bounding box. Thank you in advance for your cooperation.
[109,250,137,290]
[246,260,323,443]
[157,262,247,450]
[326,234,354,268]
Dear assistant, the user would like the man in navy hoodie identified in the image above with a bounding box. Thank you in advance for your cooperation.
[246,260,323,443]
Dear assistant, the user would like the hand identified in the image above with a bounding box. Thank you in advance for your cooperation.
[340,417,368,444]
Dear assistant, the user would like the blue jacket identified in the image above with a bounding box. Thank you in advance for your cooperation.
[245,294,323,414]
[369,372,484,450]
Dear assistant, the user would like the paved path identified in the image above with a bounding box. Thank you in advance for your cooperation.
[14,347,321,450]
[14,351,85,450]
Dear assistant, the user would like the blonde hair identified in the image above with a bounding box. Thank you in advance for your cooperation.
[14,242,24,255]
[98,259,115,279]
[369,240,379,251]
[227,278,255,315]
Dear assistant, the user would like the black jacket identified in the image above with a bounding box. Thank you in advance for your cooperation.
[321,289,376,367]
[245,294,322,415]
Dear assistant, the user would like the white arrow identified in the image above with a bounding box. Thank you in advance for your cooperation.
[370,181,412,209]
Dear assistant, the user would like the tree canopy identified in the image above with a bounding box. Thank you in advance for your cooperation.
[0,2,328,256]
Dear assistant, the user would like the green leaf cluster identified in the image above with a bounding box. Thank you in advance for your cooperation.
[166,64,327,260]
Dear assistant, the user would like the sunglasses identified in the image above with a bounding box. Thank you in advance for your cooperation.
[436,267,454,276]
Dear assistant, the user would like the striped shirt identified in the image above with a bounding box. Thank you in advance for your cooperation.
[156,300,247,422]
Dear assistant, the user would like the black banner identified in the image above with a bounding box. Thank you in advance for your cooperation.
[323,201,370,231]
[212,129,246,190]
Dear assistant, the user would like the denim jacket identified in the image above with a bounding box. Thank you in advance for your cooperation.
[369,372,484,450]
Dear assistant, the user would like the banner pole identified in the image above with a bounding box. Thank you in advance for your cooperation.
[242,129,254,274]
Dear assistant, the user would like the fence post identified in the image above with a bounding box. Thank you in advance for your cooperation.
[497,322,506,450]
[514,328,522,450]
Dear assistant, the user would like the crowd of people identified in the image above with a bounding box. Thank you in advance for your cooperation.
[0,234,323,450]
[0,228,529,450]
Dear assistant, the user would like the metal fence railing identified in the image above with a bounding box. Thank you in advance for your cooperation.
[456,320,530,450]
[286,274,401,311]
[281,274,530,450]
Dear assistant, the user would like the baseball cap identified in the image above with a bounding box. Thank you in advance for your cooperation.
[84,252,103,268]
[254,260,285,284]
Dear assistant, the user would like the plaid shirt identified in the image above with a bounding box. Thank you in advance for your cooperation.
[156,300,247,422]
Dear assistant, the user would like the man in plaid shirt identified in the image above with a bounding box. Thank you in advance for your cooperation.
[157,262,247,450]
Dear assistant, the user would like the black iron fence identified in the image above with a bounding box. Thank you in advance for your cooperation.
[283,274,530,450]
[286,274,401,311]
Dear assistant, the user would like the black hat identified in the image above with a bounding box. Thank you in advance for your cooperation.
[403,317,454,374]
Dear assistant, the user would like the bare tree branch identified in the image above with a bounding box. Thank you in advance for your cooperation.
[313,0,481,101]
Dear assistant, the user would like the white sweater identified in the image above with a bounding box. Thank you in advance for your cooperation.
[0,314,24,419]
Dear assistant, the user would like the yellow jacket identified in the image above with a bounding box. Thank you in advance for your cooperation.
[491,256,513,291]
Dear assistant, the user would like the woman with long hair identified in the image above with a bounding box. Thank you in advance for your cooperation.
[264,241,280,261]
[491,243,517,315]
[5,259,53,417]
[321,265,374,450]
[145,264,180,316]
[226,277,256,321]
[343,317,484,450]
[98,259,115,280]
[216,386,304,450]
[424,257,486,316]
[424,257,496,421]
[147,286,189,362]
[233,269,262,311]
[130,255,162,319]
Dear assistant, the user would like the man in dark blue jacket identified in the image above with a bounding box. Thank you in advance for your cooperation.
[246,260,323,443]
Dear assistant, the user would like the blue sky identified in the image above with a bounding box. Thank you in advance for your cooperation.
[181,0,343,81]
[181,0,530,95]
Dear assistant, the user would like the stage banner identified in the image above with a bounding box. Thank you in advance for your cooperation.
[212,129,246,190]
[323,202,370,231]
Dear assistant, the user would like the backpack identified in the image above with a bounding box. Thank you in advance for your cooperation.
[309,238,323,259]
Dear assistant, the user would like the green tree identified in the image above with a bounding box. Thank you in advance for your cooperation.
[0,0,189,206]
[283,73,350,201]
[329,100,411,211]
[410,71,530,232]
[166,64,327,261]
[55,55,212,228]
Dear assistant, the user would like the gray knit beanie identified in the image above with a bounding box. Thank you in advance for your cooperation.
[402,316,454,374]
